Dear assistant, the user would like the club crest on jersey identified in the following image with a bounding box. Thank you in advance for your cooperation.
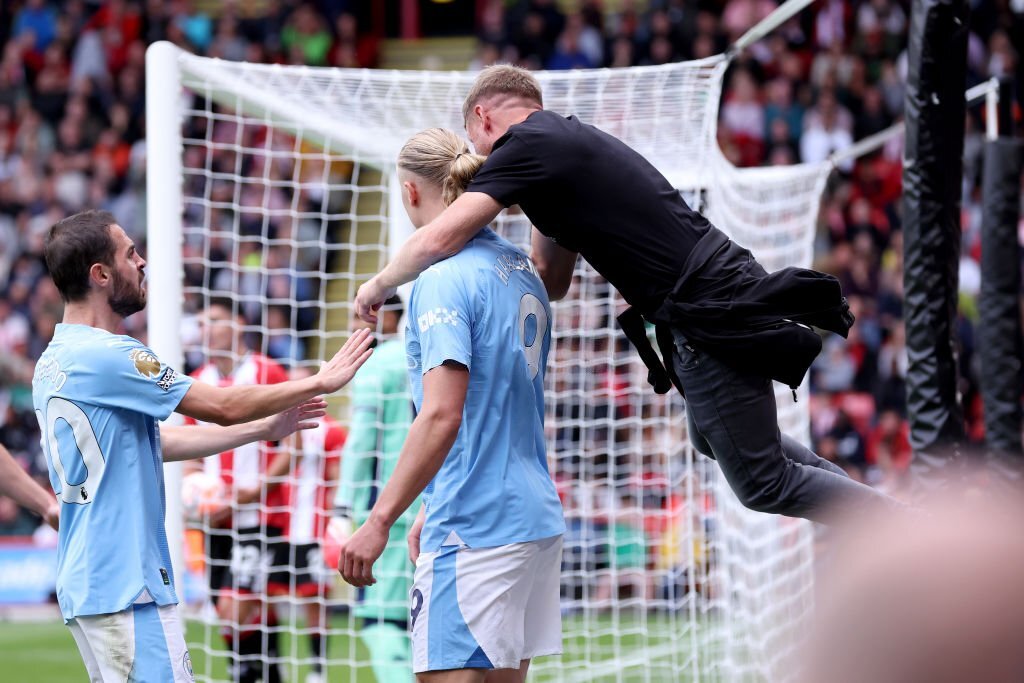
[418,307,460,332]
[129,348,161,377]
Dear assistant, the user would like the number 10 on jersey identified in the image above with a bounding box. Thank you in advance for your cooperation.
[35,397,107,505]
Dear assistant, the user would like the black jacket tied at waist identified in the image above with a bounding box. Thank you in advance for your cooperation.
[618,226,855,395]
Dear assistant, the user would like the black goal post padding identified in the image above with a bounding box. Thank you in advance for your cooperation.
[902,0,970,466]
[979,137,1024,457]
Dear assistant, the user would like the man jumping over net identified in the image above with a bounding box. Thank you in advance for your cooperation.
[354,64,898,524]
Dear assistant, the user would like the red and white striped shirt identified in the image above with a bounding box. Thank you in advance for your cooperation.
[187,353,290,530]
[287,416,346,544]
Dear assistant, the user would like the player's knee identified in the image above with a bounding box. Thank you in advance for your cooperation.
[742,494,787,515]
[734,473,790,515]
[690,436,713,458]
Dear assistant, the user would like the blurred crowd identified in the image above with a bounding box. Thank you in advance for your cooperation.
[0,0,1020,600]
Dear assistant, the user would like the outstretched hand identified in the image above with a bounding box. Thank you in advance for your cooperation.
[354,277,397,325]
[317,328,374,393]
[260,398,327,441]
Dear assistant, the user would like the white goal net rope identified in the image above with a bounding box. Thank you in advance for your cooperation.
[152,44,831,683]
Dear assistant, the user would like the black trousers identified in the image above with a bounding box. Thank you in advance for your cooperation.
[672,330,894,523]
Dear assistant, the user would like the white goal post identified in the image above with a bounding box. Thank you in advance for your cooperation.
[147,16,831,680]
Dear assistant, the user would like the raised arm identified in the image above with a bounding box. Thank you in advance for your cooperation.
[339,361,469,587]
[176,329,373,425]
[161,399,325,462]
[530,227,578,301]
[354,192,502,323]
[0,443,59,530]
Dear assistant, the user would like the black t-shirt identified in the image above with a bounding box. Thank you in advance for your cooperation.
[467,110,710,312]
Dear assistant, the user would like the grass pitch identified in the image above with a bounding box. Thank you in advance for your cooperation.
[0,612,705,682]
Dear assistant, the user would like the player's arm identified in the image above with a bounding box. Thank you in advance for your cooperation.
[0,443,59,530]
[176,329,373,425]
[339,361,468,587]
[160,399,326,462]
[354,192,502,323]
[530,227,577,301]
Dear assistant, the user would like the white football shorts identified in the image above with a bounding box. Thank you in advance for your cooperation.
[410,534,563,673]
[67,602,194,682]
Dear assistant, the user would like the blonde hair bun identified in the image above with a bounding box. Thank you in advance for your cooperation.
[397,128,486,207]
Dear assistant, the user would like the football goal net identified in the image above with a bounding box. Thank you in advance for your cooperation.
[147,5,828,679]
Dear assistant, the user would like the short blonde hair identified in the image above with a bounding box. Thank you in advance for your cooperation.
[397,128,486,207]
[462,64,543,124]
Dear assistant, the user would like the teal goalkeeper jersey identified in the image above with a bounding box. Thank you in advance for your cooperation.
[32,324,194,621]
[335,338,417,622]
[335,338,416,524]
[406,228,566,552]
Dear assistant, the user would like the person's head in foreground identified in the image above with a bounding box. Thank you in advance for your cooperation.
[803,482,1024,683]
[45,209,147,319]
[462,63,543,155]
[397,127,486,226]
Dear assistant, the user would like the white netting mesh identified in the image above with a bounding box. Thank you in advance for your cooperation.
[157,47,831,683]
[178,53,727,190]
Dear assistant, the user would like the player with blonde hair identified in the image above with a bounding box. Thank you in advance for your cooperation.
[340,128,565,683]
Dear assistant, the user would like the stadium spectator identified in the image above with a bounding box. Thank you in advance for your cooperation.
[327,12,378,68]
[282,3,332,66]
[800,88,855,169]
[12,0,58,55]
[721,67,766,166]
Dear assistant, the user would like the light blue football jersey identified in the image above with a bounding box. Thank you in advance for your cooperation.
[31,323,193,621]
[406,228,565,552]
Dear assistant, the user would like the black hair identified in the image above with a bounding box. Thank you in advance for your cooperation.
[382,294,404,318]
[44,210,119,303]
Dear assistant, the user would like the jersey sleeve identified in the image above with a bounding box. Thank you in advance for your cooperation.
[466,132,546,208]
[409,264,474,374]
[85,338,193,420]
